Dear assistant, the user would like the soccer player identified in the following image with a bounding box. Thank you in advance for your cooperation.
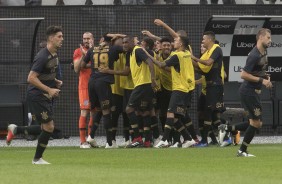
[73,32,97,148]
[122,36,157,148]
[6,26,63,164]
[146,36,196,148]
[81,34,123,148]
[221,28,272,157]
[191,31,225,147]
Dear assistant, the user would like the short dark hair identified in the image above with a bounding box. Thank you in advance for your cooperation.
[46,25,62,39]
[160,37,172,43]
[124,35,134,42]
[256,28,271,41]
[179,36,190,49]
[203,31,215,42]
[143,37,154,50]
[176,30,188,37]
[103,33,112,42]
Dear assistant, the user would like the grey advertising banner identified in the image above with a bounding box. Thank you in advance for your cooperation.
[205,16,282,81]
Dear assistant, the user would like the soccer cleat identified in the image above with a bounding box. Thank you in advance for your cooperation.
[80,142,91,149]
[218,124,227,144]
[32,158,51,164]
[86,135,99,148]
[233,131,240,145]
[194,142,208,148]
[237,150,255,157]
[169,142,181,148]
[182,139,196,148]
[154,140,169,148]
[153,136,162,147]
[105,140,118,149]
[6,124,17,145]
[120,140,131,147]
[143,141,153,148]
[220,138,232,147]
[126,136,143,148]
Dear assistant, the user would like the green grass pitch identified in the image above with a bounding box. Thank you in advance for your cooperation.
[0,145,281,184]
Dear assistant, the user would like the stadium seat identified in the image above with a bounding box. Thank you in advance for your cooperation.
[0,84,27,129]
[274,82,282,127]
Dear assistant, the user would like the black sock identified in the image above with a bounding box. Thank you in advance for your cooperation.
[174,119,192,141]
[17,125,41,135]
[208,131,218,143]
[122,113,130,141]
[185,123,197,140]
[159,116,166,131]
[90,123,99,138]
[172,128,181,143]
[103,114,113,146]
[240,125,257,152]
[162,118,174,141]
[34,130,52,160]
[151,116,159,139]
[89,111,102,138]
[201,122,212,144]
[143,115,152,142]
[127,111,140,138]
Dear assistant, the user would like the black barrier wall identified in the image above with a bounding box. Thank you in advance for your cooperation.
[0,5,281,136]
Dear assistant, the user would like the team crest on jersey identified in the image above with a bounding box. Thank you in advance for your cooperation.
[141,101,148,108]
[32,114,36,121]
[176,107,185,114]
[83,100,89,106]
[41,111,48,120]
[254,108,261,117]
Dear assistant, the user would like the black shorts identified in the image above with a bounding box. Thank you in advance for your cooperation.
[123,89,133,112]
[88,78,112,110]
[127,84,154,111]
[197,92,206,112]
[112,94,123,114]
[167,90,191,116]
[27,94,53,124]
[240,93,262,120]
[206,85,225,112]
[159,86,172,114]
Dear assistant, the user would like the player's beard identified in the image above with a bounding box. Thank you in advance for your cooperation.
[263,42,269,49]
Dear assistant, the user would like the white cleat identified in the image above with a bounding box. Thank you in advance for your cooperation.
[120,140,131,147]
[218,124,227,144]
[153,136,162,147]
[80,142,91,149]
[182,139,196,148]
[220,138,232,147]
[105,140,118,149]
[32,158,51,164]
[154,140,169,148]
[237,150,255,157]
[86,135,99,148]
[6,124,17,145]
[169,142,181,148]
